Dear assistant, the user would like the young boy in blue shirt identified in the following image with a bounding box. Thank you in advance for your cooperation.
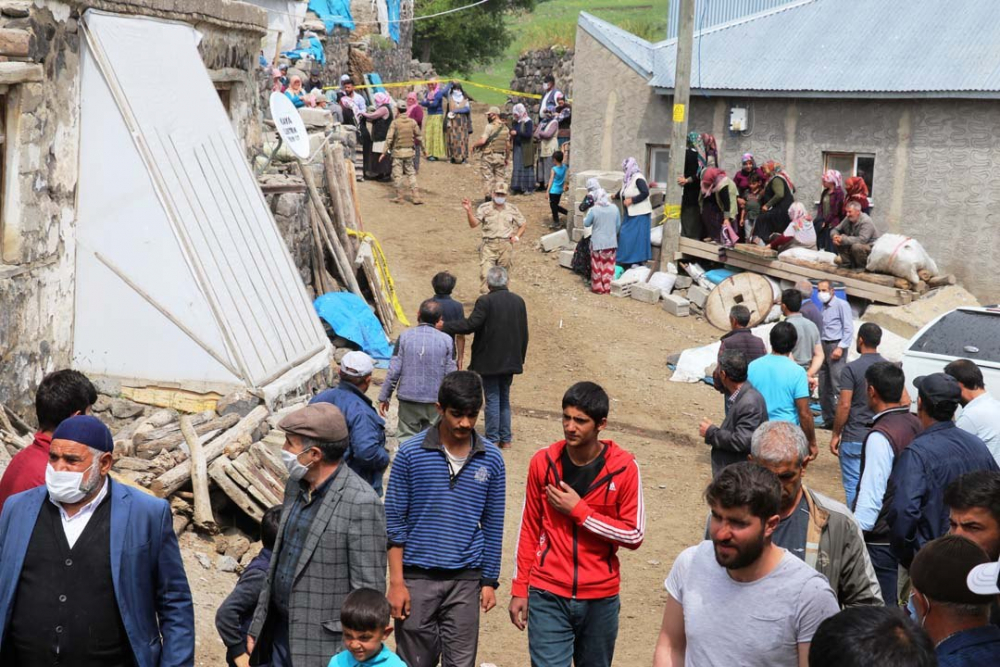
[547,150,569,228]
[329,588,406,666]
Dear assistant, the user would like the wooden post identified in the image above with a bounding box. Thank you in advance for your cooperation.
[323,143,356,262]
[658,0,696,268]
[298,159,364,298]
[179,415,217,534]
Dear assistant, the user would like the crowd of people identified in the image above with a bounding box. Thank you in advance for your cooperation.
[678,134,879,265]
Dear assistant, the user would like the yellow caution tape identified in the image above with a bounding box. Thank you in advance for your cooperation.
[324,77,566,102]
[346,228,411,327]
[664,204,681,220]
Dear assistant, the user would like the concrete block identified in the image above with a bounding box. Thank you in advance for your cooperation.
[864,285,980,339]
[662,294,690,317]
[610,281,633,298]
[540,229,569,252]
[558,249,574,269]
[630,282,661,304]
[674,275,693,290]
[687,284,711,309]
[571,227,589,243]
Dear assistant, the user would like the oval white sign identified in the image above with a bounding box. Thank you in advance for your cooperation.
[269,91,311,159]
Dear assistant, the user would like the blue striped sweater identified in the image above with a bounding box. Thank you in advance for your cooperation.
[385,426,506,584]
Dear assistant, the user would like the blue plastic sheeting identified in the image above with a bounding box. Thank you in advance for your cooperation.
[704,268,740,285]
[387,0,401,42]
[365,73,386,95]
[283,36,326,66]
[308,0,355,32]
[314,293,393,362]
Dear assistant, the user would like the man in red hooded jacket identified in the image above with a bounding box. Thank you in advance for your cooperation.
[508,381,645,667]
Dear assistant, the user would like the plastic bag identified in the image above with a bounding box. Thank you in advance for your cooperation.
[866,234,938,284]
[648,271,677,297]
[650,225,663,247]
[618,266,651,284]
[778,247,838,265]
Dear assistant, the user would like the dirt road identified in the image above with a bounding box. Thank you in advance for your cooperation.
[352,107,848,666]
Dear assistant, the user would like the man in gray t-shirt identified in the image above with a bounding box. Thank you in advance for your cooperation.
[831,323,885,509]
[781,289,822,388]
[653,463,839,667]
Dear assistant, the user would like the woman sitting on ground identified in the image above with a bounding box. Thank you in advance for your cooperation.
[613,157,653,269]
[815,169,845,251]
[769,202,817,252]
[583,187,621,295]
[509,103,535,195]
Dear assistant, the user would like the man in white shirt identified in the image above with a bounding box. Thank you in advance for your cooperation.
[652,462,839,667]
[945,359,1000,463]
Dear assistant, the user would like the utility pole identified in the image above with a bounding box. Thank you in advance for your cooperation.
[658,0,696,267]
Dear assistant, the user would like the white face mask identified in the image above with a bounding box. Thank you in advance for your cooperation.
[818,291,833,304]
[544,82,552,91]
[46,460,101,504]
[493,196,506,205]
[281,448,313,482]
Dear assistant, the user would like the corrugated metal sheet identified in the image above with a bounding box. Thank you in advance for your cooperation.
[578,12,655,78]
[584,0,1000,96]
[667,0,799,40]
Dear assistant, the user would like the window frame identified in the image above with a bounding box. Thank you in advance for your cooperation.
[646,143,671,186]
[823,150,876,199]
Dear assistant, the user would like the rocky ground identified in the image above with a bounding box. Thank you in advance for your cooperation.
[185,106,848,665]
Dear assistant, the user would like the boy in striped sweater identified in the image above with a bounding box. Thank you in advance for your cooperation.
[509,382,645,667]
[385,371,506,667]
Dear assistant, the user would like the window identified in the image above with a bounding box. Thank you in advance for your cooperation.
[646,144,670,186]
[215,84,232,117]
[823,151,876,196]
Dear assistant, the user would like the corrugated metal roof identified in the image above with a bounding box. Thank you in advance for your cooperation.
[666,0,800,40]
[582,0,1000,97]
[577,12,656,78]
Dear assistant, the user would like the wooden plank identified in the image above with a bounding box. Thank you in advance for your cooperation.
[136,414,238,453]
[231,454,283,507]
[249,442,288,492]
[679,238,913,305]
[209,458,263,521]
[180,415,217,534]
[120,386,222,413]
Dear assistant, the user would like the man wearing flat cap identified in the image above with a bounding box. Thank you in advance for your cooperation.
[913,535,1000,664]
[311,351,389,496]
[248,402,386,667]
[884,373,999,571]
[0,415,194,667]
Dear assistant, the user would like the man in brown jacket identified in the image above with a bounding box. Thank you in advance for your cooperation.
[383,99,424,204]
[832,201,881,269]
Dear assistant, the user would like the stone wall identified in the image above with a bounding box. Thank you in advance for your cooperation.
[261,176,313,291]
[509,46,573,116]
[572,26,1000,304]
[0,0,267,415]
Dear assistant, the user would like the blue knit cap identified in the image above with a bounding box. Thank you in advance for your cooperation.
[51,415,114,453]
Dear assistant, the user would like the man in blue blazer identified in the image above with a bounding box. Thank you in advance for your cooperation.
[0,415,194,666]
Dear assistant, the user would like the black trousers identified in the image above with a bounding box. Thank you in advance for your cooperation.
[549,192,568,224]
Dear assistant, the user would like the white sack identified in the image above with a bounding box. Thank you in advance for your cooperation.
[651,225,663,247]
[648,271,677,297]
[778,247,838,265]
[671,342,721,383]
[866,234,939,284]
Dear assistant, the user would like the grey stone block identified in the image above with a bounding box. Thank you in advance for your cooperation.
[541,229,570,252]
[217,390,263,418]
[662,294,691,317]
[687,284,711,309]
[631,282,661,304]
[571,227,586,243]
[610,280,633,298]
[674,275,693,290]
[558,249,575,269]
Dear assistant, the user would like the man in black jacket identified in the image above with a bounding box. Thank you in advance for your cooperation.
[701,350,769,476]
[442,266,528,449]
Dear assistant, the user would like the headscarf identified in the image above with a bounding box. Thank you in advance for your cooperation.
[701,133,719,167]
[686,131,702,150]
[554,92,565,105]
[288,76,303,94]
[784,202,816,246]
[586,177,601,193]
[406,92,418,109]
[845,176,868,198]
[512,103,529,123]
[761,160,796,192]
[622,157,641,190]
[741,153,756,171]
[427,78,438,92]
[822,169,844,191]
[594,188,611,207]
[374,92,392,107]
[700,167,727,196]
[451,85,465,103]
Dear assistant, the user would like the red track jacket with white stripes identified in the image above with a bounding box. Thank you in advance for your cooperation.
[512,439,645,600]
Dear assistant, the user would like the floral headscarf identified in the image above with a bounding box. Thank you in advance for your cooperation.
[288,76,303,94]
[687,131,703,150]
[762,160,796,191]
[594,187,611,207]
[741,153,756,170]
[622,157,641,190]
[512,103,529,123]
[822,169,844,191]
[845,176,868,198]
[373,92,392,107]
[406,92,418,108]
[788,202,812,231]
[586,177,601,192]
[700,167,727,196]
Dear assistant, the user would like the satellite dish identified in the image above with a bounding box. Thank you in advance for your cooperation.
[269,92,310,159]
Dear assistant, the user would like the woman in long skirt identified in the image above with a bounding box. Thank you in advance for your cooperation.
[509,104,535,194]
[584,187,621,294]
[406,92,424,173]
[420,78,447,160]
[360,92,393,180]
[444,83,471,163]
[614,157,653,269]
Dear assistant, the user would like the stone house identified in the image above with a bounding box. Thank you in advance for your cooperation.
[573,0,1000,304]
[0,0,330,415]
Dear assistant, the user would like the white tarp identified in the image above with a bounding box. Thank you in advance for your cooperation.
[74,11,330,401]
[246,0,308,61]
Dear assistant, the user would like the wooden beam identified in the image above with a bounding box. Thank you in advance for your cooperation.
[180,415,217,534]
[209,458,263,522]
[0,62,43,84]
[0,31,30,59]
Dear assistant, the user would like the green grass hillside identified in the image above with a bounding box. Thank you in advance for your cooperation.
[452,0,669,105]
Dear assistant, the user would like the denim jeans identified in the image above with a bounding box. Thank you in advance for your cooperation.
[839,440,863,509]
[481,374,513,444]
[527,588,620,667]
[866,543,899,607]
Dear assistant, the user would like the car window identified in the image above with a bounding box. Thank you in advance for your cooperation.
[910,311,1000,362]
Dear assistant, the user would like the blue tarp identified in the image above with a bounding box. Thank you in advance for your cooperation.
[308,0,355,32]
[282,36,326,66]
[387,0,401,42]
[314,293,393,362]
[365,73,387,95]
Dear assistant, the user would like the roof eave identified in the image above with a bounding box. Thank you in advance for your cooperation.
[651,87,1000,100]
[577,12,653,80]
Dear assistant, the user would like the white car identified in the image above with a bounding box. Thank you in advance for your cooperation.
[901,307,1000,404]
